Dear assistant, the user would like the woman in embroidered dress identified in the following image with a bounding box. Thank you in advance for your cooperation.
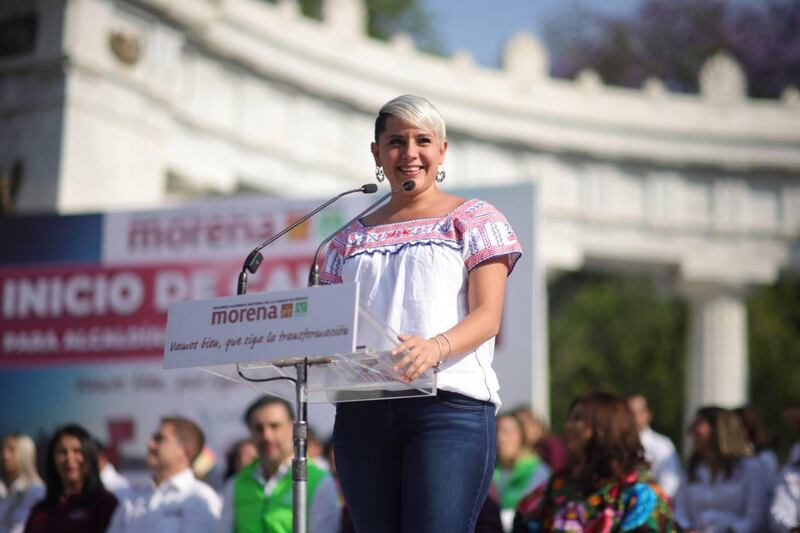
[320,94,522,532]
[512,392,675,533]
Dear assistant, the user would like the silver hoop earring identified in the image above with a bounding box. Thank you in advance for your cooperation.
[375,167,386,183]
[436,168,446,183]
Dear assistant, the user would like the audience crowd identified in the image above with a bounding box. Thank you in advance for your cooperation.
[2,393,798,532]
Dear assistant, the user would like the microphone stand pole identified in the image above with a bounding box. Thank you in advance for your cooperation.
[308,180,415,286]
[287,181,415,530]
[292,361,308,533]
[237,185,375,297]
[234,184,376,533]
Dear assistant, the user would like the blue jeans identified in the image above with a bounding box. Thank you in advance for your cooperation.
[333,390,497,533]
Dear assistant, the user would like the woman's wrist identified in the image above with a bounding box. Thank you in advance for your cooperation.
[438,333,453,359]
[431,335,445,364]
[433,333,453,363]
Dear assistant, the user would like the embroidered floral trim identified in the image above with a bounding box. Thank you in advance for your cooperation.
[321,199,522,280]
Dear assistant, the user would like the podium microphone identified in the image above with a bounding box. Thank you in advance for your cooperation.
[308,180,415,287]
[237,184,378,295]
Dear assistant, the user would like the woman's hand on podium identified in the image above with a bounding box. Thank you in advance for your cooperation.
[391,334,442,383]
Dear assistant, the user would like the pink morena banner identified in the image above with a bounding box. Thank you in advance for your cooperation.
[0,257,311,367]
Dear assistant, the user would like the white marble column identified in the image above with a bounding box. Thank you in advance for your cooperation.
[532,269,550,423]
[682,283,748,428]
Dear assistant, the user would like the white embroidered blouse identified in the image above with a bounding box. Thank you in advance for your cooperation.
[320,198,522,405]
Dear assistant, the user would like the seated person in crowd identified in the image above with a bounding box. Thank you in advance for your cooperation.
[512,406,569,474]
[1,433,45,533]
[673,406,768,533]
[627,393,682,498]
[772,404,800,532]
[493,412,550,530]
[735,405,779,497]
[108,416,221,533]
[24,424,118,533]
[513,391,675,533]
[770,454,800,533]
[222,438,258,488]
[218,395,339,533]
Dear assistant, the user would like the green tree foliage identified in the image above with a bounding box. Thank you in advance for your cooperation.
[748,275,800,459]
[545,0,800,98]
[548,271,800,459]
[364,0,440,52]
[548,272,686,446]
[267,0,441,53]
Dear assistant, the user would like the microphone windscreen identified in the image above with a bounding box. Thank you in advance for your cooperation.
[362,183,378,193]
[402,180,416,191]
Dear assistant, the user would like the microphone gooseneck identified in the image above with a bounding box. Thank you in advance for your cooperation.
[307,180,416,287]
[236,184,377,295]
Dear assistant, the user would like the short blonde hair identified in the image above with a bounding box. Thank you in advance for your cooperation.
[3,433,42,490]
[374,94,446,143]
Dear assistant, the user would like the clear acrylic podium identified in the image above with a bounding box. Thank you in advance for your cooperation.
[163,283,437,533]
[195,305,438,404]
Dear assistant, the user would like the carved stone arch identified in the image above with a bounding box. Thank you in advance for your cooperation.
[322,0,367,38]
[502,31,547,86]
[390,32,415,54]
[275,0,301,19]
[451,49,476,71]
[699,52,747,105]
[576,69,602,92]
[643,77,666,99]
[781,86,800,108]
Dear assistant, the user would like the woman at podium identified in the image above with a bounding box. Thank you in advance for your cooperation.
[320,94,522,532]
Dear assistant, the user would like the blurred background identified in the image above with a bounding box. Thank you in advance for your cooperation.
[1,0,799,475]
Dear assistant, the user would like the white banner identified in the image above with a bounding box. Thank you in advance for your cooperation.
[164,283,358,368]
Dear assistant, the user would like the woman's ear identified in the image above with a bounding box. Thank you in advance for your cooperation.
[370,141,380,165]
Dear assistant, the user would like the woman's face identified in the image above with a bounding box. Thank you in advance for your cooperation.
[690,416,713,453]
[497,416,524,464]
[516,411,544,446]
[54,434,87,489]
[1,436,20,480]
[371,115,447,195]
[563,404,593,458]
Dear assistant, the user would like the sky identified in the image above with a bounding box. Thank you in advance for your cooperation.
[420,0,642,68]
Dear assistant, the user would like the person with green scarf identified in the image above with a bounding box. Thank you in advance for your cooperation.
[493,412,551,530]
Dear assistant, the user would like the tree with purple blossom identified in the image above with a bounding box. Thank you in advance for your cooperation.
[545,0,800,98]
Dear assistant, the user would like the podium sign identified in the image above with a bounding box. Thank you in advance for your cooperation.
[163,283,358,369]
[163,281,436,404]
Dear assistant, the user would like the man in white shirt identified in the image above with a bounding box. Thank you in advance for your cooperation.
[219,396,339,533]
[109,417,222,533]
[627,394,682,498]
